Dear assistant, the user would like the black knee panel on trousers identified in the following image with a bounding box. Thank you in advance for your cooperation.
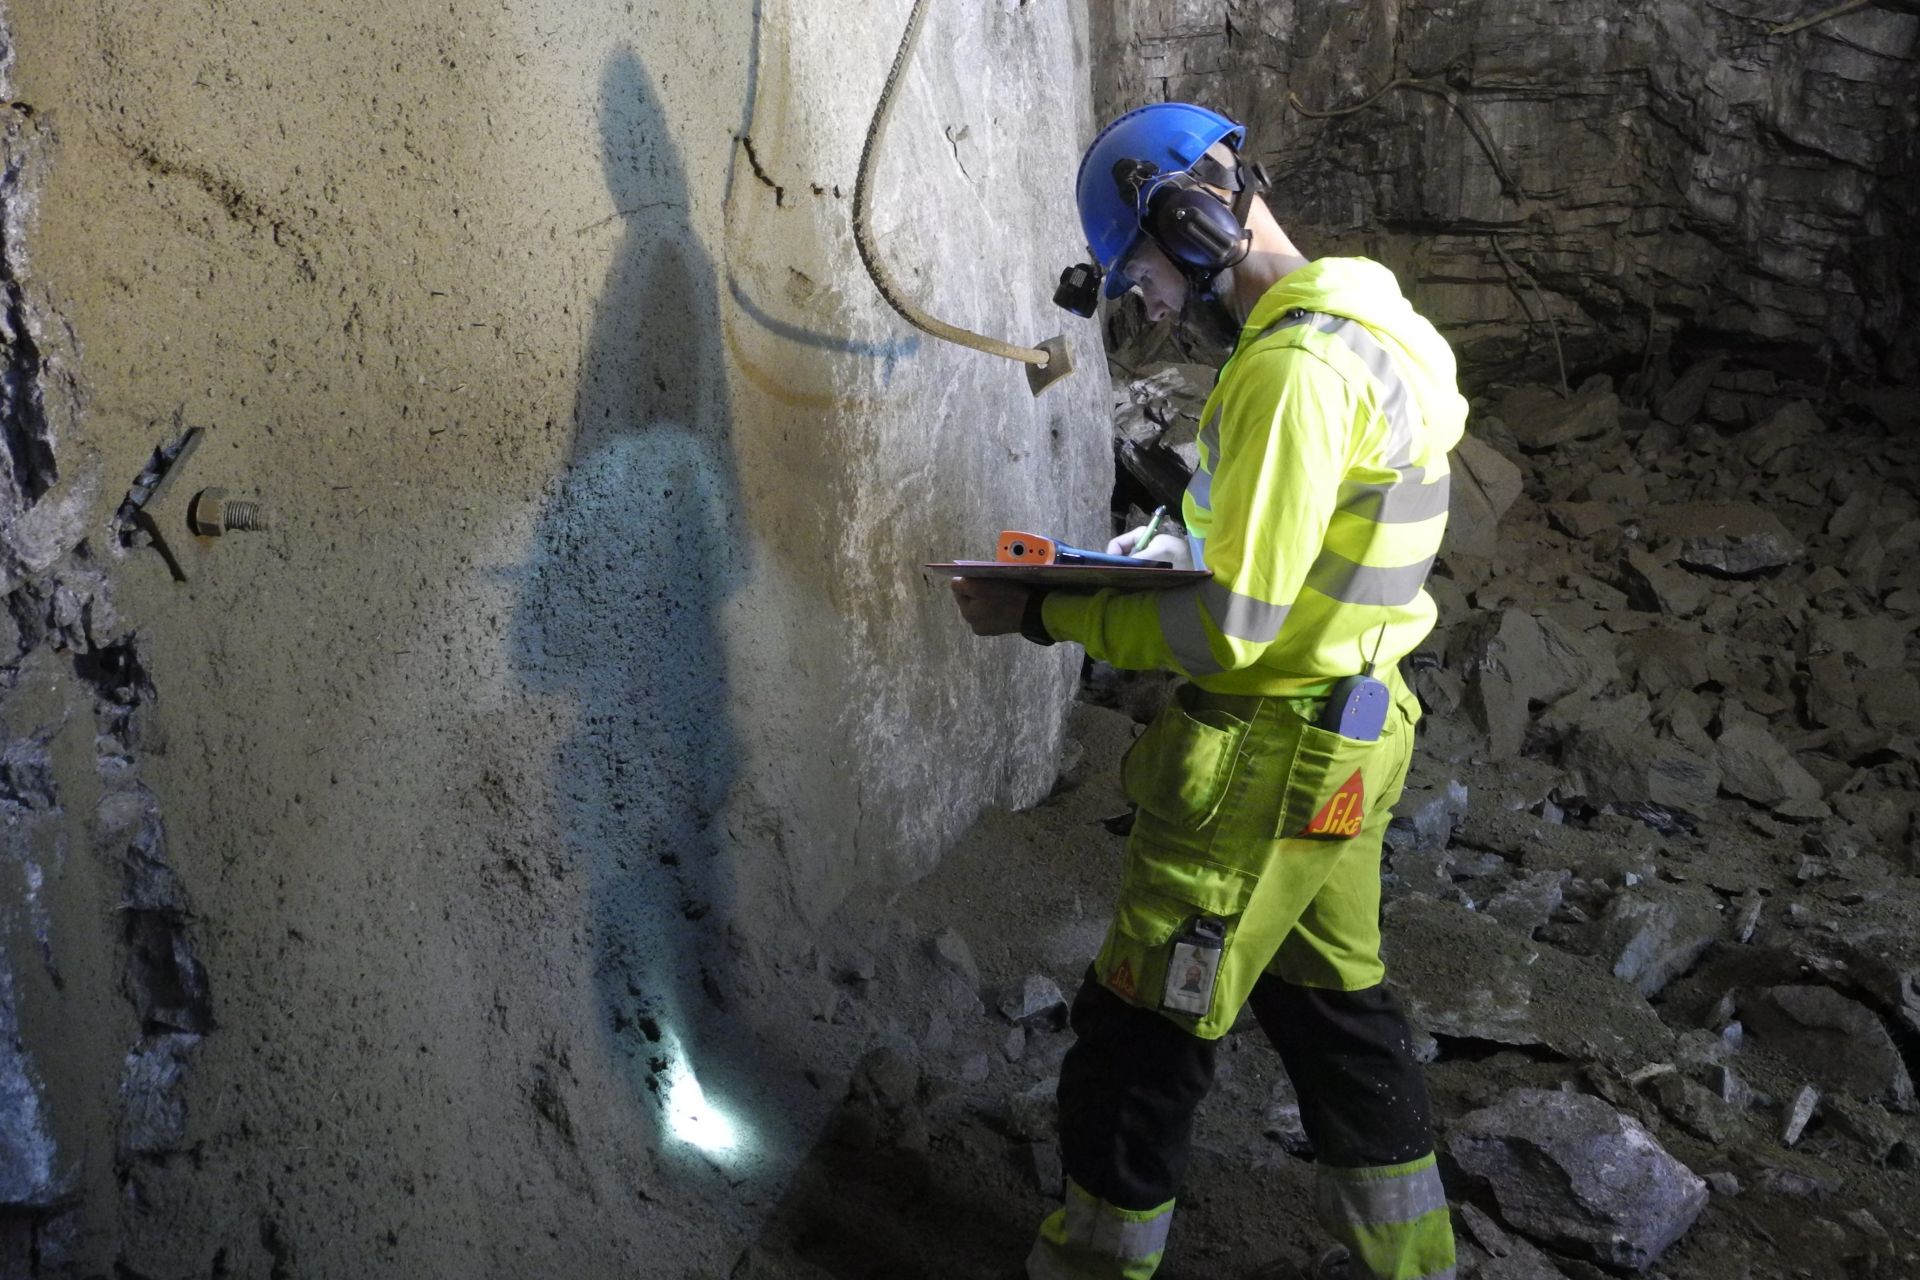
[1056,970,1217,1210]
[1247,979,1435,1167]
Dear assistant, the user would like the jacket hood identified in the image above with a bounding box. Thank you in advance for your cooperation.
[1246,258,1468,454]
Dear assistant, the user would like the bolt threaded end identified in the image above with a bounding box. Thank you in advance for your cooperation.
[223,501,268,532]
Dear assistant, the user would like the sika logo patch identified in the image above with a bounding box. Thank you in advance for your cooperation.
[1107,959,1138,1000]
[1299,769,1366,839]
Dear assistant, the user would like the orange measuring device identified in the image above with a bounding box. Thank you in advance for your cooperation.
[996,530,1163,568]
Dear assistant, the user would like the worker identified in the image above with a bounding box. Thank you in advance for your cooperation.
[950,103,1466,1280]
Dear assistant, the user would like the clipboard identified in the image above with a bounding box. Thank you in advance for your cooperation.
[927,561,1211,591]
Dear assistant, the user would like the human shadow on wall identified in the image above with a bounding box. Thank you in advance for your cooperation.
[509,50,751,1161]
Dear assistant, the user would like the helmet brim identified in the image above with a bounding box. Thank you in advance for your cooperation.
[1102,234,1145,299]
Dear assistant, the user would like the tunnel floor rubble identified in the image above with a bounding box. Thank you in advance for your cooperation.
[721,368,1920,1280]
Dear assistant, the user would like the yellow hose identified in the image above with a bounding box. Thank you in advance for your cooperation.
[851,0,1055,371]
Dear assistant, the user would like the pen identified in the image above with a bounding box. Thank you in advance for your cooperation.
[1130,506,1168,555]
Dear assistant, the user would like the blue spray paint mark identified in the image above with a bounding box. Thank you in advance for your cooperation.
[722,0,918,375]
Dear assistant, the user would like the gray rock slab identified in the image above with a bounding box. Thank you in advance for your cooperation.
[1809,613,1911,671]
[1781,1083,1820,1147]
[120,1032,202,1157]
[1802,651,1859,729]
[1650,1074,1744,1145]
[1448,433,1526,558]
[1657,358,1723,426]
[1001,1078,1056,1141]
[1391,778,1470,854]
[1027,1138,1064,1198]
[1453,799,1664,887]
[1548,501,1624,540]
[1737,984,1914,1110]
[1651,503,1805,577]
[1714,721,1824,809]
[1586,471,1650,507]
[1497,385,1621,451]
[1561,720,1720,815]
[1860,667,1920,732]
[1449,1087,1707,1272]
[1619,629,1710,700]
[1383,897,1674,1065]
[1262,1080,1313,1158]
[0,967,57,1207]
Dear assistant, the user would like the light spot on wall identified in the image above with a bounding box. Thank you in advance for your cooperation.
[662,1034,745,1157]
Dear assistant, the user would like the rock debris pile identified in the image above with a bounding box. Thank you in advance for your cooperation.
[1372,364,1920,1276]
[746,352,1919,1280]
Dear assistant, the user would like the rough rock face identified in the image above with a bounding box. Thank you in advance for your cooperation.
[0,47,214,1272]
[1091,1,1920,383]
[1450,1087,1709,1271]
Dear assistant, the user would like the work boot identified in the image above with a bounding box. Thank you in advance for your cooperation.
[1246,1245,1351,1280]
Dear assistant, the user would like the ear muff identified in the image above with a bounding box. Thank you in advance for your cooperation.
[1142,175,1251,276]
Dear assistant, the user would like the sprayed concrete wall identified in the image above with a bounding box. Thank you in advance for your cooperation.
[0,0,1105,1272]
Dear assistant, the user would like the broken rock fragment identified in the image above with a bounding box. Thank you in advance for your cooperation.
[1449,1087,1707,1272]
[1482,869,1567,938]
[999,974,1067,1028]
[1713,721,1824,810]
[1459,609,1610,760]
[1620,548,1707,617]
[931,927,980,989]
[1456,1201,1571,1280]
[1656,357,1723,426]
[1735,401,1820,473]
[1619,629,1709,700]
[1547,501,1622,541]
[1780,1083,1820,1147]
[1599,885,1722,999]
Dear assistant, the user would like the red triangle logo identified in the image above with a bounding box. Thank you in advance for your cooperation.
[1107,959,1138,1000]
[1299,769,1366,839]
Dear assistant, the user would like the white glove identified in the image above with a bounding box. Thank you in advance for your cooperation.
[1106,527,1193,569]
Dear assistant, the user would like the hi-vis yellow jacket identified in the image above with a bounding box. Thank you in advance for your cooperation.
[1043,258,1468,695]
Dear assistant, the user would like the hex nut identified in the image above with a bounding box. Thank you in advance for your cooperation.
[189,487,228,537]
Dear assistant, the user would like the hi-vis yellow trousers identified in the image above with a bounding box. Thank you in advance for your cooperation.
[1027,681,1456,1280]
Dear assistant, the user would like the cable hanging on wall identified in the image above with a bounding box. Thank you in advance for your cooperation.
[851,0,1074,396]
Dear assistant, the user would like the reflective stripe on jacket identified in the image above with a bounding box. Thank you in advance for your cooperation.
[1044,258,1468,695]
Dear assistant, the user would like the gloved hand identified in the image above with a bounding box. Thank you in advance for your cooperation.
[1106,527,1193,569]
[949,577,1029,636]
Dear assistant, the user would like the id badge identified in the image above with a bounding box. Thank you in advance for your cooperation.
[1161,917,1227,1017]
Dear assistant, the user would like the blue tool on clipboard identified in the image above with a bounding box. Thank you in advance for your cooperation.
[996,530,1170,570]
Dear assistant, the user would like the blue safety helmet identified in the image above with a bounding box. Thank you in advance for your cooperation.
[1076,103,1246,298]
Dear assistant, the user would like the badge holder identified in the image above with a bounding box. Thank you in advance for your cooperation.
[1161,916,1227,1017]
